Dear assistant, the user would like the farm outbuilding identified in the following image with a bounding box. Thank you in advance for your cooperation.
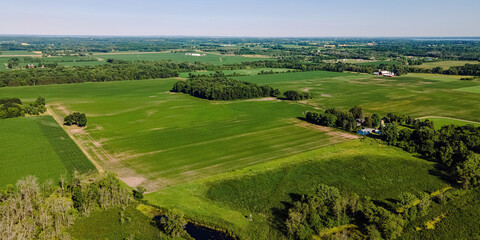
[358,128,381,136]
[358,128,374,136]
[374,70,395,77]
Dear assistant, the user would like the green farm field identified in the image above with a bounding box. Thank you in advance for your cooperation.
[145,140,447,239]
[177,68,293,78]
[0,115,95,187]
[0,50,42,56]
[0,57,7,71]
[455,84,480,93]
[94,52,269,65]
[0,78,355,191]
[419,117,480,130]
[235,71,480,122]
[414,60,479,69]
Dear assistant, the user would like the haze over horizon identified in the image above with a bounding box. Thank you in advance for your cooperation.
[1,0,480,37]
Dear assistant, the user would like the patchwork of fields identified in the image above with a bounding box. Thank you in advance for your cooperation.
[1,70,478,191]
[235,71,480,122]
[93,52,269,65]
[145,140,447,239]
[0,51,270,72]
[0,64,478,238]
[0,116,95,187]
[0,78,355,191]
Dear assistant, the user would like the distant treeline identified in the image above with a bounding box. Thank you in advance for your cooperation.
[305,107,480,189]
[0,61,215,87]
[172,75,280,100]
[225,59,480,76]
[0,97,46,119]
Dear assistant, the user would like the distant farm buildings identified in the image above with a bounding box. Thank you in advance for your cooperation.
[373,70,395,77]
[186,53,206,57]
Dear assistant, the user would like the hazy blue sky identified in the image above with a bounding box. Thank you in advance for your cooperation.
[1,0,479,37]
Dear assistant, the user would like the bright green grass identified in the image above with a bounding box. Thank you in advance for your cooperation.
[94,52,270,65]
[0,79,345,190]
[0,58,7,71]
[177,68,292,78]
[57,61,106,67]
[414,60,479,69]
[0,116,95,187]
[356,60,398,66]
[423,117,480,130]
[145,140,447,239]
[68,205,166,239]
[0,50,42,55]
[455,84,480,93]
[235,71,480,122]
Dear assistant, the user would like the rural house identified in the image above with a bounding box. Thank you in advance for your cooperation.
[373,70,395,77]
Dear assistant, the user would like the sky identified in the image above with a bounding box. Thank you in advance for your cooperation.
[1,0,479,37]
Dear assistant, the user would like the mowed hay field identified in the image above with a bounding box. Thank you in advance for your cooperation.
[0,116,95,187]
[145,140,447,239]
[0,78,354,191]
[413,60,479,69]
[94,52,270,65]
[235,71,480,122]
[419,117,480,130]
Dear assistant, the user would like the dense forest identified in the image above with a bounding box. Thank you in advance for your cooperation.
[171,76,280,100]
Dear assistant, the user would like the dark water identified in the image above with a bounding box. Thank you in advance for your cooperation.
[153,215,234,240]
[184,223,234,240]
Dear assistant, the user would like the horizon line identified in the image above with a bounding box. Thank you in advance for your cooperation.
[1,34,480,39]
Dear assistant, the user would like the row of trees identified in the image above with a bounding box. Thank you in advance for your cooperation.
[0,96,46,119]
[285,184,437,240]
[305,107,360,132]
[0,61,217,87]
[283,90,312,101]
[0,172,132,239]
[171,76,280,100]
[64,112,87,127]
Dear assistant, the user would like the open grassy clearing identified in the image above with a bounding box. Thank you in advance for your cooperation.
[413,60,479,69]
[145,140,447,239]
[0,78,353,192]
[177,68,292,78]
[0,57,7,71]
[235,71,480,122]
[418,117,480,130]
[94,52,270,65]
[0,50,42,56]
[68,205,166,239]
[455,84,480,93]
[355,60,398,66]
[0,115,95,187]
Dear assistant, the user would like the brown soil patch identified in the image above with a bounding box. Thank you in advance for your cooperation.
[302,88,312,92]
[245,97,278,102]
[321,93,332,98]
[119,176,147,188]
[292,119,360,140]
